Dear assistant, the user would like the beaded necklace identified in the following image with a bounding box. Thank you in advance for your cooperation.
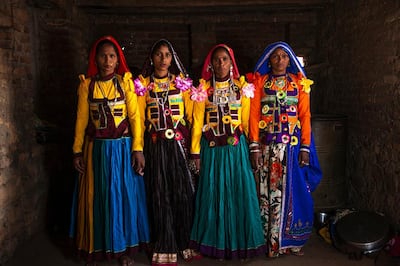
[265,73,291,106]
[96,75,118,110]
[211,77,236,106]
[151,73,171,107]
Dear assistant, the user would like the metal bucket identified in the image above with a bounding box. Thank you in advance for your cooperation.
[311,114,347,211]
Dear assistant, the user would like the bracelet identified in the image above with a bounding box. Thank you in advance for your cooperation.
[249,142,260,149]
[300,147,310,153]
[73,152,83,158]
[250,149,261,153]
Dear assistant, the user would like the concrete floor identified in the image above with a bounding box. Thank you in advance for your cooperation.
[5,231,399,266]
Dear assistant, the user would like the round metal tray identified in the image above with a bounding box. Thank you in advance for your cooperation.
[334,211,390,254]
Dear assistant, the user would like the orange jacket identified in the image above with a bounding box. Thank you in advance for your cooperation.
[248,72,312,147]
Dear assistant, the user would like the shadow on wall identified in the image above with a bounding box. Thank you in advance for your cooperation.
[35,118,76,237]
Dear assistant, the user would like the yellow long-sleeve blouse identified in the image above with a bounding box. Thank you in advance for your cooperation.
[135,73,194,144]
[72,72,142,154]
[191,76,253,156]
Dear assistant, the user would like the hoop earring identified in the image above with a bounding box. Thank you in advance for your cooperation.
[229,65,233,79]
[208,64,213,73]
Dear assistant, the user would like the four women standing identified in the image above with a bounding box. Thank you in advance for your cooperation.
[71,37,321,265]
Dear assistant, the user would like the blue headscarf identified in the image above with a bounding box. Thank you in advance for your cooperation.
[254,41,306,77]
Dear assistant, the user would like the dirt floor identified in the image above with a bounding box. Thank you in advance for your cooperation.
[5,231,399,266]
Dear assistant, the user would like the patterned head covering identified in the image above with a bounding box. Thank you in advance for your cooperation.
[254,41,306,77]
[141,39,188,77]
[201,44,240,81]
[86,35,130,78]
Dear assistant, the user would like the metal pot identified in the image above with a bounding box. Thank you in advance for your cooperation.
[314,211,333,229]
[331,210,392,258]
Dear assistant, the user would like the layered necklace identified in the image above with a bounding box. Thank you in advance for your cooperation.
[211,77,239,129]
[211,76,236,106]
[152,72,171,107]
[96,75,119,110]
[271,73,289,106]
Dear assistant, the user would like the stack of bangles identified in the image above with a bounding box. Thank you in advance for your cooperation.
[249,141,261,153]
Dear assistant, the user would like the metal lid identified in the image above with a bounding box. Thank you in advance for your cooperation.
[335,211,390,252]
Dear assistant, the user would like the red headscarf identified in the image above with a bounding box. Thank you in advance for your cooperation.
[201,44,240,81]
[86,35,130,78]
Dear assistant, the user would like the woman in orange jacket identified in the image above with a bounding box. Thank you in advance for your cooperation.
[247,41,322,258]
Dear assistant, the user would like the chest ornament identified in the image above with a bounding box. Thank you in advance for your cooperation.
[134,74,193,96]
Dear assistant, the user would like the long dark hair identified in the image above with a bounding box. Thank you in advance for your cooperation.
[141,39,187,77]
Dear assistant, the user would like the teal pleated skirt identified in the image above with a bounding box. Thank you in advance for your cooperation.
[190,135,266,259]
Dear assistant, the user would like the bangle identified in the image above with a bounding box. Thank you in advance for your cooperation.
[300,147,310,153]
[249,142,260,149]
[250,149,261,153]
[73,152,83,158]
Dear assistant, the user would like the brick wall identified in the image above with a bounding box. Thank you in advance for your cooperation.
[0,0,47,262]
[85,7,321,83]
[320,0,400,225]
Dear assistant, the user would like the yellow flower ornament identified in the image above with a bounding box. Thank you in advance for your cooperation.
[238,76,246,87]
[236,75,255,98]
[300,77,313,94]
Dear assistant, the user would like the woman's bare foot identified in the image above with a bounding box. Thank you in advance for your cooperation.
[291,249,304,256]
[119,255,134,266]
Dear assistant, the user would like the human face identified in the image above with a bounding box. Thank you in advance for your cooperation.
[269,48,290,75]
[211,48,232,80]
[95,43,118,77]
[152,44,172,77]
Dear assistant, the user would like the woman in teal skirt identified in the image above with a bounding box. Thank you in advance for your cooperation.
[189,44,266,259]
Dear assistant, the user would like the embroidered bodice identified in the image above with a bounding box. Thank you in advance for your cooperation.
[72,72,141,154]
[135,73,194,141]
[190,76,253,155]
[249,72,312,147]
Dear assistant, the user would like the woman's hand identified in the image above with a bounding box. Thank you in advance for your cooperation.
[73,155,85,174]
[132,151,145,176]
[193,158,201,175]
[250,151,262,170]
[299,151,310,167]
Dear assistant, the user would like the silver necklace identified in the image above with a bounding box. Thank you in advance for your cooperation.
[212,77,236,106]
[152,73,171,107]
[96,76,118,110]
[273,74,288,106]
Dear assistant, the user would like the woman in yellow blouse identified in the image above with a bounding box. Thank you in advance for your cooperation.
[189,44,265,260]
[134,39,200,266]
[70,35,150,266]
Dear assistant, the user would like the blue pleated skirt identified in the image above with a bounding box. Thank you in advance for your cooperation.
[69,137,150,261]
